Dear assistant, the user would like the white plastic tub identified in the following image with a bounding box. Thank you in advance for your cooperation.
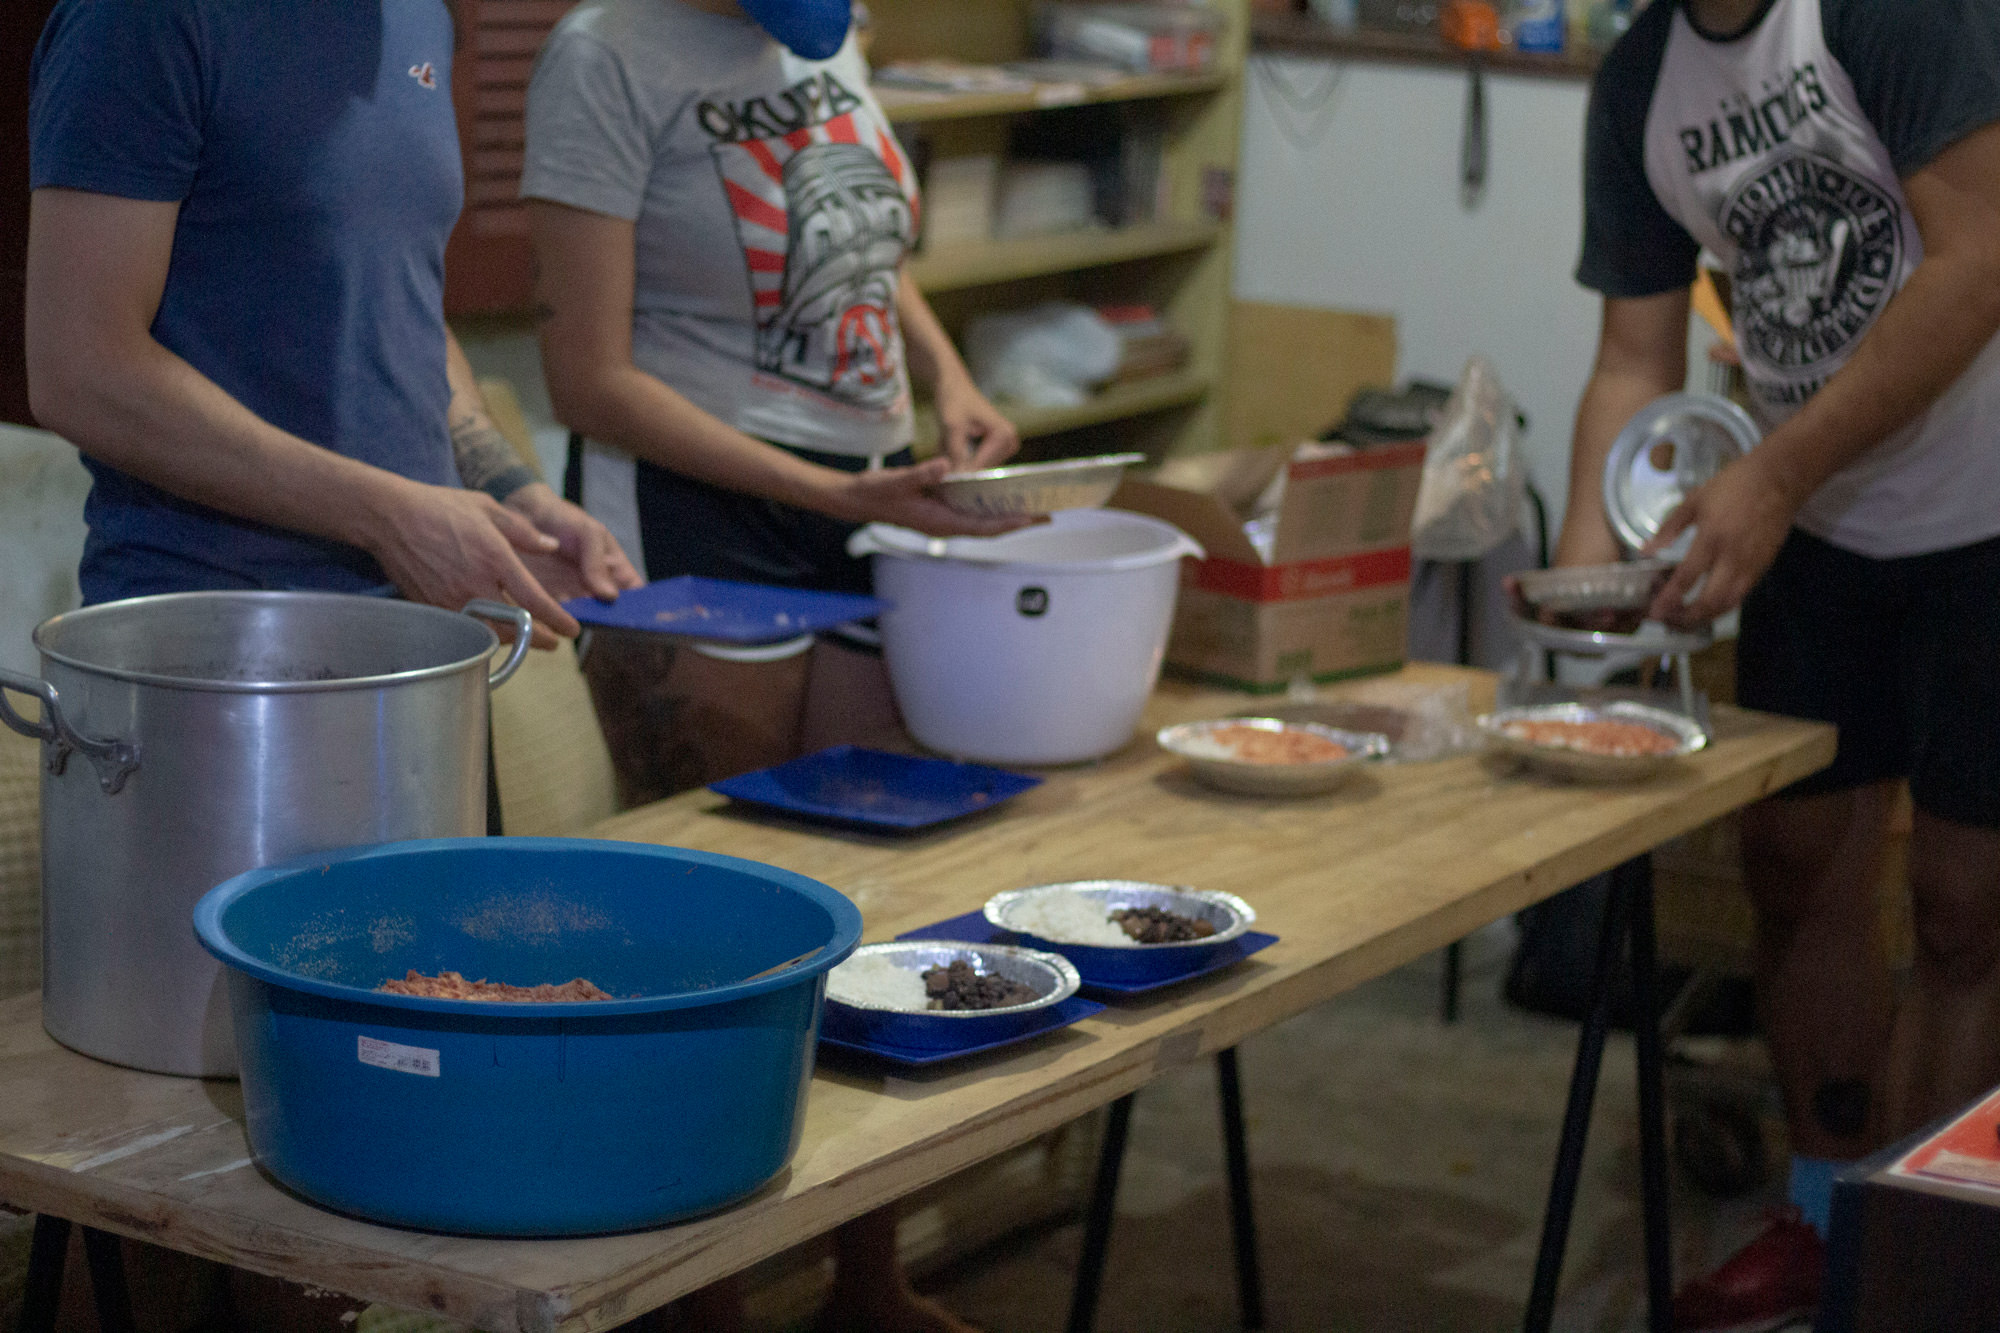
[849,510,1202,765]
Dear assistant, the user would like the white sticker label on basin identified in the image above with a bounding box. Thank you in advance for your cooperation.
[357,1035,440,1078]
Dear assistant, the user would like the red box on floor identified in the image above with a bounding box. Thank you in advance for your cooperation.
[1823,1084,2000,1331]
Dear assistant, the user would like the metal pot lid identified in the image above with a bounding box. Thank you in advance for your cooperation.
[1602,394,1761,555]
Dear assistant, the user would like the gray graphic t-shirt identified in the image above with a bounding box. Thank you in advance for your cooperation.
[523,0,918,457]
[1577,0,2000,558]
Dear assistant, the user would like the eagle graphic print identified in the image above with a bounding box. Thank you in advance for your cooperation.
[706,71,919,412]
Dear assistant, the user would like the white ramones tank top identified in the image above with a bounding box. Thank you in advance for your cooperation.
[1639,0,2000,557]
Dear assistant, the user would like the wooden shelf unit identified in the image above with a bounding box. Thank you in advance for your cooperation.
[874,70,1228,124]
[872,0,1249,461]
[908,219,1223,293]
[1012,371,1212,438]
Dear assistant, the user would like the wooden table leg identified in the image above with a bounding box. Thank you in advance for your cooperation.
[16,1214,70,1333]
[1065,1094,1134,1333]
[1217,1047,1266,1330]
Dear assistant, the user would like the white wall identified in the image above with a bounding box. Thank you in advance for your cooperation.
[1233,54,1603,536]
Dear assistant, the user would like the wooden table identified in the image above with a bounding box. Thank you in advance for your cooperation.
[0,669,1833,1333]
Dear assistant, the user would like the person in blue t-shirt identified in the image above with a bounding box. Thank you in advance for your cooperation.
[25,0,641,637]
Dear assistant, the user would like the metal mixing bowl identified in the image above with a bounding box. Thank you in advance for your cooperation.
[1477,701,1708,783]
[1157,718,1389,797]
[985,881,1256,984]
[932,453,1147,518]
[821,941,1079,1050]
[1513,559,1677,616]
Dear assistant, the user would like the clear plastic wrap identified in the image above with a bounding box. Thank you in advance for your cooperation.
[1410,355,1526,563]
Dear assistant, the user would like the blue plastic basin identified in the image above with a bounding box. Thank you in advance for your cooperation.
[192,837,861,1236]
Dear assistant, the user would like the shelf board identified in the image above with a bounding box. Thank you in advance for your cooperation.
[909,220,1222,292]
[1249,12,1602,81]
[874,71,1229,124]
[1007,372,1211,439]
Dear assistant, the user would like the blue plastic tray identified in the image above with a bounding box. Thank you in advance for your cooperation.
[565,576,885,643]
[897,912,1278,996]
[817,995,1104,1067]
[710,747,1042,831]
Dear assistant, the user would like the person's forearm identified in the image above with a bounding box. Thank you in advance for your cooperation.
[31,332,417,554]
[1557,365,1684,563]
[554,362,854,516]
[1747,249,2000,513]
[444,330,540,503]
[894,268,973,392]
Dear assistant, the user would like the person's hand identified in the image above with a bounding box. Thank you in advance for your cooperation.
[1642,451,1799,627]
[504,482,643,604]
[822,456,1039,538]
[933,371,1020,472]
[359,478,580,647]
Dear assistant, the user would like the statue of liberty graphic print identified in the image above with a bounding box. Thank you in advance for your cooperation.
[708,71,919,413]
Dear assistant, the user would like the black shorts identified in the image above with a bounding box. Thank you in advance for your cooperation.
[1736,527,2000,828]
[566,435,912,596]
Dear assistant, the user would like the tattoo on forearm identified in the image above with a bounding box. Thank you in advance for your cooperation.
[450,408,538,502]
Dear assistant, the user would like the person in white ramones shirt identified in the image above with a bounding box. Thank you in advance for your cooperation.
[1557,0,2000,1324]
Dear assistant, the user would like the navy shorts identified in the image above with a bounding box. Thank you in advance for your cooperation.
[565,435,913,597]
[1736,527,2000,828]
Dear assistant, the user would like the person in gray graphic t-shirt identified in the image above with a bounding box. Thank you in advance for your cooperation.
[522,3,1015,1330]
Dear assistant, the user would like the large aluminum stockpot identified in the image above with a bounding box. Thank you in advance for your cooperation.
[0,592,531,1077]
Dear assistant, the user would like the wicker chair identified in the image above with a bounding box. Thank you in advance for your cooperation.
[0,727,41,1001]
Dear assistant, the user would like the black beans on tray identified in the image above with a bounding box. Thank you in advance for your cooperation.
[1113,906,1216,944]
[922,960,1040,1011]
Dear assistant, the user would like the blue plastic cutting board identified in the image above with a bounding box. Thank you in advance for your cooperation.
[709,746,1043,831]
[565,576,885,643]
[897,911,1279,996]
[817,995,1104,1067]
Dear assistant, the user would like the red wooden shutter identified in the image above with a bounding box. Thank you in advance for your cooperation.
[445,0,577,316]
[2,0,61,427]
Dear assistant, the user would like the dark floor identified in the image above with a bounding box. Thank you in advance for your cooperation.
[922,922,1793,1333]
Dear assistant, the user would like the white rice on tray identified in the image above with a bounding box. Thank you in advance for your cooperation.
[825,954,929,1011]
[1172,733,1241,761]
[1012,889,1135,947]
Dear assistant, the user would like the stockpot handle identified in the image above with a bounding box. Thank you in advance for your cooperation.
[0,667,142,795]
[460,600,534,689]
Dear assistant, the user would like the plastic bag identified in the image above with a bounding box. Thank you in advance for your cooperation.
[1409,355,1525,562]
[964,302,1123,409]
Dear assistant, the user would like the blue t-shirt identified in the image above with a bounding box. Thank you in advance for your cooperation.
[30,0,465,602]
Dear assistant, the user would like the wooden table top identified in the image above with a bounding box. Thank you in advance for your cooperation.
[0,669,1834,1333]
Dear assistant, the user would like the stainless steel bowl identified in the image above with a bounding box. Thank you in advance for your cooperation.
[1514,559,1677,616]
[985,882,1255,950]
[1477,701,1709,782]
[823,941,1079,1020]
[1157,718,1389,797]
[1603,394,1760,555]
[933,453,1147,518]
[986,882,1259,985]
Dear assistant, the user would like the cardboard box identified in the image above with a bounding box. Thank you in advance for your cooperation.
[1112,440,1425,692]
[1224,301,1398,453]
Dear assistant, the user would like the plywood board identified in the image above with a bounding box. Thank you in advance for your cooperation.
[1224,301,1399,452]
[0,671,1835,1332]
